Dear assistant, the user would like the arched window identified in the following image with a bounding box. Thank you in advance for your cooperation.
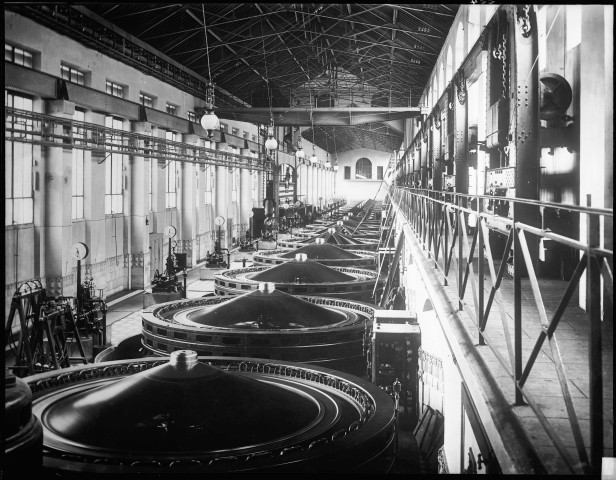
[445,45,453,86]
[439,63,445,100]
[455,23,465,72]
[468,6,481,47]
[355,158,372,179]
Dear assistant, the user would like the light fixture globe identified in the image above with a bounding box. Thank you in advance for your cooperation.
[265,136,278,151]
[296,147,305,159]
[310,153,318,163]
[200,111,220,131]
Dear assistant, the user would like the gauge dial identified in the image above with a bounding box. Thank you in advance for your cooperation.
[71,242,89,260]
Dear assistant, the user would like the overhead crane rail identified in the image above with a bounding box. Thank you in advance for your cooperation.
[5,107,273,172]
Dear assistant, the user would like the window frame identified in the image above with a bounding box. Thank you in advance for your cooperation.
[355,158,373,180]
[344,166,351,180]
[139,92,155,108]
[5,44,34,68]
[5,91,34,225]
[166,103,177,116]
[106,80,125,98]
[165,130,178,209]
[104,115,126,214]
[71,108,86,220]
[61,64,85,85]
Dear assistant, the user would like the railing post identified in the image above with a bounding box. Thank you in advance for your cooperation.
[478,197,485,346]
[513,203,524,405]
[443,200,449,287]
[457,195,464,311]
[586,194,603,474]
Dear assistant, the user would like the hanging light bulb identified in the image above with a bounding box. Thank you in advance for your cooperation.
[310,146,318,164]
[199,15,219,138]
[325,152,331,168]
[264,118,278,151]
[295,133,305,160]
[200,80,220,135]
[333,156,339,172]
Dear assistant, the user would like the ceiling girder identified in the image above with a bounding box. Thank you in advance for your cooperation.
[214,107,422,126]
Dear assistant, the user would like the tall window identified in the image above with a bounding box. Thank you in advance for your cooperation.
[377,166,384,180]
[61,64,85,85]
[195,164,200,207]
[5,91,34,225]
[252,168,258,204]
[144,129,152,212]
[104,116,125,214]
[165,130,178,208]
[344,166,351,179]
[230,147,239,202]
[106,81,124,98]
[220,123,227,133]
[140,92,154,107]
[205,169,213,205]
[355,158,372,179]
[187,111,197,123]
[148,158,152,212]
[5,44,33,68]
[232,127,239,136]
[72,108,85,219]
[166,103,177,115]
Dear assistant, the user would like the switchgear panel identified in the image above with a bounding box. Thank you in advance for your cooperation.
[485,166,516,232]
[443,174,455,192]
[369,311,420,422]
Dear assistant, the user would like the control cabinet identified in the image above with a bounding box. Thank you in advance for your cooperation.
[484,167,515,230]
[443,174,455,192]
[484,166,516,275]
[369,310,421,424]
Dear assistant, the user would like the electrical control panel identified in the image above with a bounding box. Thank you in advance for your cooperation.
[443,174,455,192]
[485,167,516,231]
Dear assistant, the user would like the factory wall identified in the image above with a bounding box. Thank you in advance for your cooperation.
[401,4,613,311]
[3,11,334,317]
[335,148,389,202]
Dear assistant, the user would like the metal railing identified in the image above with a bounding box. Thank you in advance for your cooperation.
[389,186,613,474]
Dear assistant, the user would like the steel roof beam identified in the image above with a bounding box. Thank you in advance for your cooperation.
[214,106,422,126]
[255,3,310,81]
[185,9,269,84]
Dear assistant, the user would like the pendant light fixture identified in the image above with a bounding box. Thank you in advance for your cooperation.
[199,6,219,137]
[333,127,339,172]
[295,133,305,161]
[264,117,278,151]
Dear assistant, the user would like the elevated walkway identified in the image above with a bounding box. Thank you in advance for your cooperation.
[388,187,613,475]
